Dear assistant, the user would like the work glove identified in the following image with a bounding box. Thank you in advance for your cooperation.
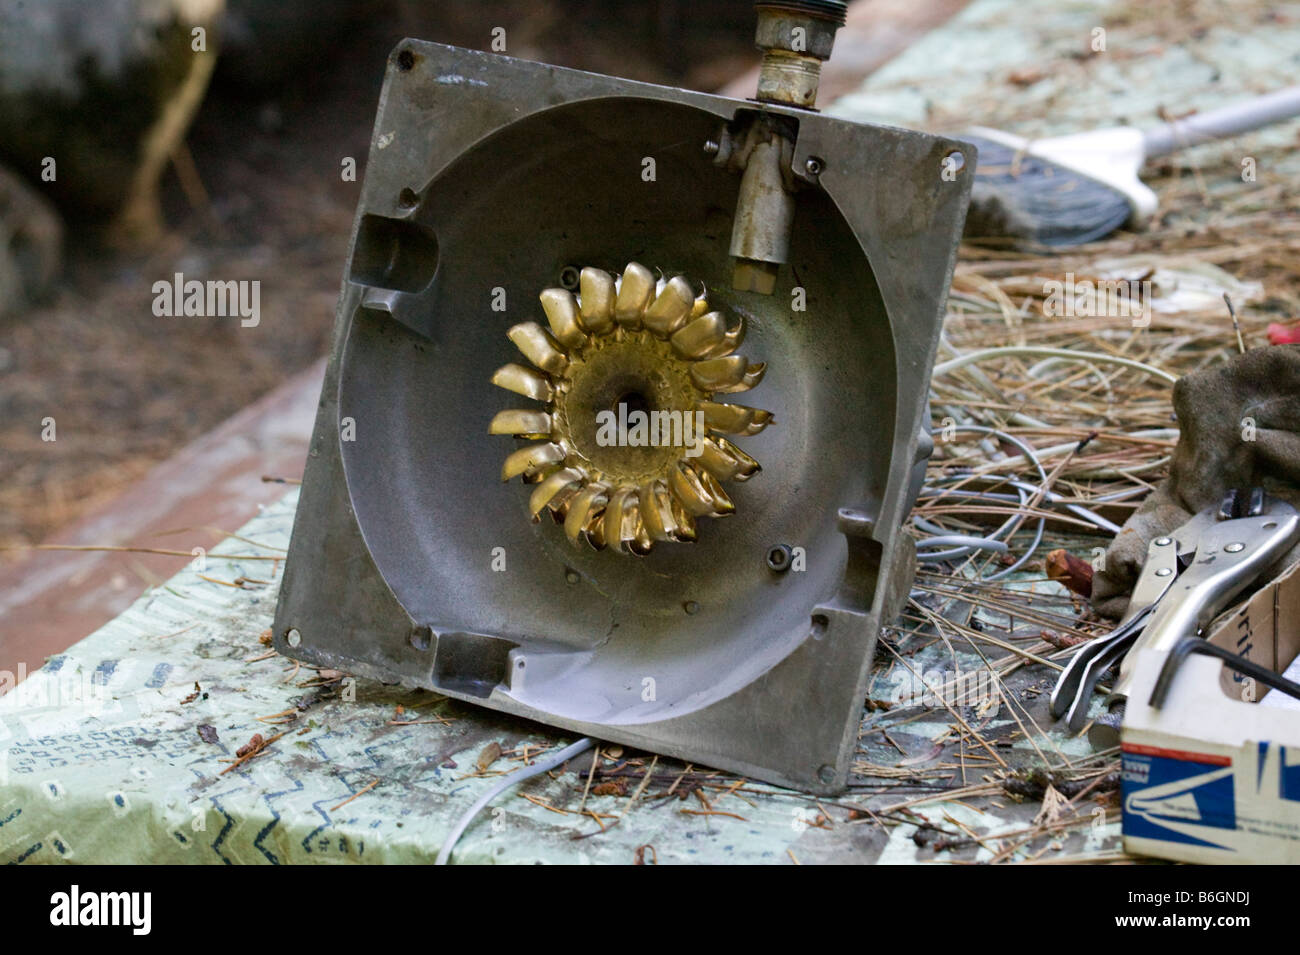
[1092,345,1300,618]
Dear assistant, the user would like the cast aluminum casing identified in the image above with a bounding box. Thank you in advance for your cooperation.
[273,40,973,795]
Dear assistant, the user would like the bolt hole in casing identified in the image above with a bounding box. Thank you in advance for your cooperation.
[274,42,973,794]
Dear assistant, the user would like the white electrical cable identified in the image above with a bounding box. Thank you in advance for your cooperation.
[918,345,1167,579]
[919,485,1123,535]
[915,534,1011,552]
[914,424,1049,580]
[435,736,595,865]
[931,346,1178,385]
[915,483,1030,561]
[1002,479,1124,534]
[970,429,1178,478]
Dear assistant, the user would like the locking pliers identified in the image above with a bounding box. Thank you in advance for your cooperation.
[1049,488,1300,746]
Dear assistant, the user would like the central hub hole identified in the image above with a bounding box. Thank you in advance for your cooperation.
[614,390,653,416]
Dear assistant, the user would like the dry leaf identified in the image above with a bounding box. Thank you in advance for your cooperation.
[476,741,503,772]
[1007,67,1045,86]
[1034,784,1071,827]
[1040,628,1088,650]
[236,733,266,759]
[1045,548,1094,598]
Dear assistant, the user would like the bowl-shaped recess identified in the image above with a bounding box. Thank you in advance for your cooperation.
[339,96,897,724]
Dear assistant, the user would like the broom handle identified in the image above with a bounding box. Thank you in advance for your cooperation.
[1143,86,1300,157]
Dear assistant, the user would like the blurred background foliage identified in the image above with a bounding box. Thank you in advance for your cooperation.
[0,0,758,549]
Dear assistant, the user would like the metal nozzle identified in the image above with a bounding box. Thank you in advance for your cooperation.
[720,3,845,293]
[729,132,796,293]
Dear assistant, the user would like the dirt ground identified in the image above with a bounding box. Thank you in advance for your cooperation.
[0,1,758,554]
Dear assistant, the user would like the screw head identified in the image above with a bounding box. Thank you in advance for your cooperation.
[817,764,836,784]
[766,544,793,572]
[683,600,700,615]
[1225,541,1245,553]
[1155,537,1172,546]
[565,569,580,585]
[1155,567,1173,577]
[702,139,720,156]
[286,628,302,648]
[805,156,824,176]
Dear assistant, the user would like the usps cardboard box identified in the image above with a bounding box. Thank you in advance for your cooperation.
[1119,560,1300,864]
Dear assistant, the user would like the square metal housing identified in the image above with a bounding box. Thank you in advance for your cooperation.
[274,40,973,795]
